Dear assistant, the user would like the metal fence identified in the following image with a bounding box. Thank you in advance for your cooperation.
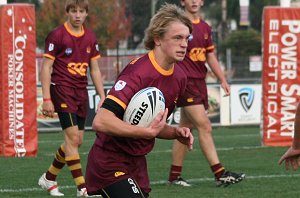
[36,53,262,85]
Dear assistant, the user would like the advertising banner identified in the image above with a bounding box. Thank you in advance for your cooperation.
[262,7,300,146]
[37,85,111,132]
[0,4,37,156]
[230,84,262,125]
[37,84,222,131]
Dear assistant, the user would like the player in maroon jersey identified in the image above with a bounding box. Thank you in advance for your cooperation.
[38,0,105,196]
[168,0,245,187]
[279,102,300,170]
[85,4,194,198]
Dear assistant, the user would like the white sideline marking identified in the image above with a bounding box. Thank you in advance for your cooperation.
[1,174,300,193]
[42,145,266,156]
[38,134,258,144]
[151,173,300,184]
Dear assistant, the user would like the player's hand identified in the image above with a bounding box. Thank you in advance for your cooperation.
[97,98,105,111]
[221,81,230,96]
[146,108,169,139]
[42,100,55,118]
[278,147,300,171]
[175,127,194,151]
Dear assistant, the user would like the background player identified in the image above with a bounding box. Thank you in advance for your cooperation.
[85,4,194,198]
[168,0,245,187]
[38,0,105,196]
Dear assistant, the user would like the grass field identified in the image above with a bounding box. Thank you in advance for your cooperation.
[1,125,300,198]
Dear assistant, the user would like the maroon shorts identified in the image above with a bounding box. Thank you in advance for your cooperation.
[177,78,208,110]
[85,144,151,194]
[50,84,88,118]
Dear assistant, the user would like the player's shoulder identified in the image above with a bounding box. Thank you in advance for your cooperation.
[174,65,188,79]
[48,24,64,36]
[202,20,211,27]
[125,54,149,70]
[45,24,65,42]
[195,18,211,29]
[83,26,97,37]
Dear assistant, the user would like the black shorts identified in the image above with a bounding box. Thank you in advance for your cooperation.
[57,112,86,130]
[88,178,149,198]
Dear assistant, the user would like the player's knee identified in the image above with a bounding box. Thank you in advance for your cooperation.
[66,135,81,147]
[198,122,212,134]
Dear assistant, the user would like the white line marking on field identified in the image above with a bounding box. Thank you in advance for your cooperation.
[1,174,300,193]
[149,145,265,154]
[41,145,266,156]
[151,173,300,184]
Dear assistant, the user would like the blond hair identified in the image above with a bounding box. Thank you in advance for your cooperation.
[144,3,192,50]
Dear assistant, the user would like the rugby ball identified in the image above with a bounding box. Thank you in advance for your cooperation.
[123,87,165,127]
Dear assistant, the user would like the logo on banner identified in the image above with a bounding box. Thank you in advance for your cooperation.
[239,88,254,112]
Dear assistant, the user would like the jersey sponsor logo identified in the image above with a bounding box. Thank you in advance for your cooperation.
[114,171,125,177]
[187,98,194,103]
[48,43,54,51]
[65,48,72,56]
[189,47,206,62]
[60,103,68,108]
[114,80,127,91]
[239,87,255,112]
[67,62,88,76]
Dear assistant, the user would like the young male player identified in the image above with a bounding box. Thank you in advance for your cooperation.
[38,0,105,196]
[168,0,245,187]
[85,4,194,198]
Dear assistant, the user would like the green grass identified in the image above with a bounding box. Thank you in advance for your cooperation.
[0,126,299,197]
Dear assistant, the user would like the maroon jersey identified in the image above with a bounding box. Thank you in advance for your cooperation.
[94,50,187,156]
[43,22,101,88]
[177,19,214,79]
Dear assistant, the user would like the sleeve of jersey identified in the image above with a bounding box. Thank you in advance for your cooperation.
[90,31,101,60]
[43,31,59,60]
[102,98,125,120]
[206,26,215,53]
[103,63,143,119]
[109,68,142,106]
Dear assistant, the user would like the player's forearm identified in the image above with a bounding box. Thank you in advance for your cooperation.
[90,69,105,99]
[157,125,177,139]
[40,59,53,98]
[92,108,154,139]
[207,54,227,83]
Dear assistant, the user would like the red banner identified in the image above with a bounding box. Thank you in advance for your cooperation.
[0,4,37,156]
[262,7,300,146]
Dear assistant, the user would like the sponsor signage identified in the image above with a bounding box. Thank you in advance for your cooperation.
[262,7,300,146]
[37,84,222,131]
[230,85,262,124]
[0,4,37,156]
